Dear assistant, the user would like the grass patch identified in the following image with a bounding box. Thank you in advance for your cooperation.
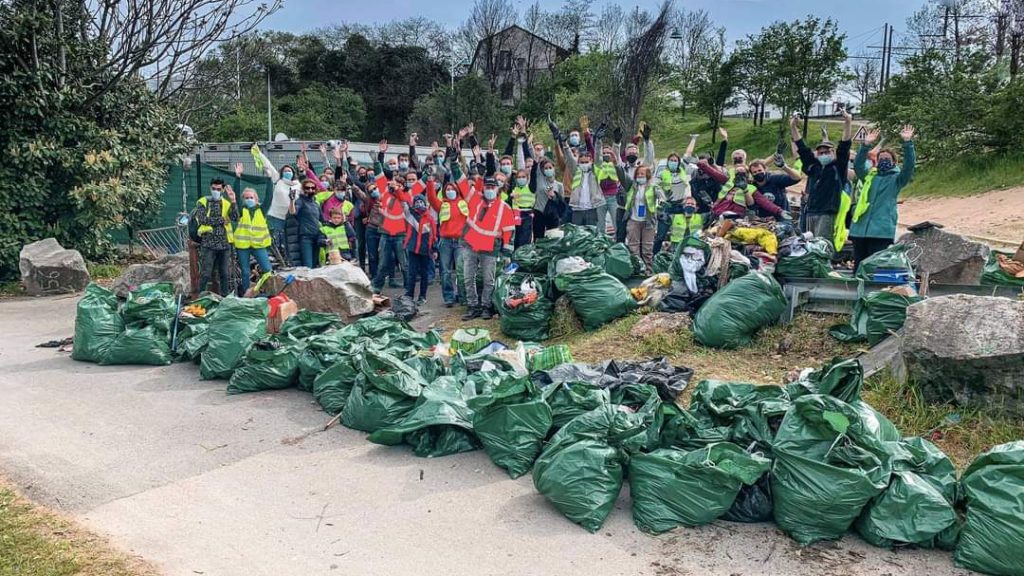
[0,281,25,297]
[0,479,156,576]
[902,153,1024,198]
[863,373,1024,469]
[86,263,126,280]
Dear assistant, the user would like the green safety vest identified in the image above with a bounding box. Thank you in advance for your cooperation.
[319,223,349,265]
[511,185,535,210]
[670,213,704,243]
[234,207,270,249]
[625,184,657,219]
[439,199,469,222]
[196,197,234,244]
[718,183,757,205]
[596,163,618,183]
[852,169,877,223]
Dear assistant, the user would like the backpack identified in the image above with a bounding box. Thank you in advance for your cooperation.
[187,205,203,244]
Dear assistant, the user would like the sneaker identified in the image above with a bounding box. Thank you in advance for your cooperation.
[416,297,427,306]
[461,307,481,321]
[480,307,494,320]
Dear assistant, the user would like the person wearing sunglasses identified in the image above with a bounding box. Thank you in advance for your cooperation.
[292,178,324,268]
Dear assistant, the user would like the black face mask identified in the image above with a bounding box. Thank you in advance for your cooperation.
[359,174,368,183]
[626,154,638,164]
[753,172,767,184]
[734,176,748,188]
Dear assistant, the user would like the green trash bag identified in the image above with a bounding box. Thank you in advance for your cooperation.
[630,443,771,534]
[855,243,915,281]
[775,239,834,279]
[99,325,173,366]
[173,294,222,362]
[607,383,665,453]
[277,310,342,339]
[855,437,957,549]
[468,378,553,478]
[546,224,613,263]
[121,282,177,332]
[603,243,635,281]
[512,243,550,273]
[450,328,491,355]
[532,405,627,532]
[829,289,923,346]
[787,357,865,404]
[554,265,637,331]
[651,251,673,275]
[772,394,893,544]
[542,381,610,430]
[693,272,786,349]
[494,273,554,342]
[72,284,124,363]
[226,339,305,394]
[368,377,481,457]
[295,332,350,392]
[312,353,362,415]
[527,344,574,373]
[688,380,792,451]
[199,297,269,380]
[341,350,426,433]
[981,251,1024,287]
[955,441,1024,576]
[657,403,733,451]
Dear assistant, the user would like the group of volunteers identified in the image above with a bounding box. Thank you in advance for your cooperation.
[191,110,916,318]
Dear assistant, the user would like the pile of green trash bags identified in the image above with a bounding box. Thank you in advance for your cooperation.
[829,286,923,346]
[981,251,1024,287]
[692,272,786,349]
[553,263,637,331]
[200,297,270,379]
[493,273,554,342]
[72,282,177,366]
[775,238,834,279]
[855,243,916,281]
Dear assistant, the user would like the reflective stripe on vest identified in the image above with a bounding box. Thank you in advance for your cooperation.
[852,169,877,223]
[512,185,535,210]
[196,197,234,244]
[834,189,852,250]
[467,200,507,238]
[439,200,468,223]
[670,213,704,243]
[234,207,271,249]
[319,224,349,250]
[718,184,756,204]
[315,190,332,205]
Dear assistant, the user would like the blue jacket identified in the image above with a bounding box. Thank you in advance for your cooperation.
[850,141,916,239]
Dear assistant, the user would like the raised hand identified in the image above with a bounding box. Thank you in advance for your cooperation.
[579,114,590,133]
[487,133,497,150]
[409,133,418,146]
[234,162,243,177]
[431,141,439,155]
[900,124,916,142]
[641,121,651,140]
[296,155,308,172]
[863,128,881,145]
[341,140,349,155]
[319,142,327,156]
[718,127,729,141]
[379,139,388,153]
[840,107,853,122]
[612,126,622,144]
[332,145,343,161]
[444,133,453,146]
[225,185,236,202]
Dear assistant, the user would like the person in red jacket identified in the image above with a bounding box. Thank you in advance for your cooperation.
[460,176,515,320]
[403,194,435,305]
[427,179,468,307]
[371,168,419,294]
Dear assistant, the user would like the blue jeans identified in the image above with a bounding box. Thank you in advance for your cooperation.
[236,247,272,293]
[514,211,534,248]
[299,235,318,269]
[405,251,430,300]
[652,214,672,256]
[372,233,405,290]
[267,216,287,262]
[365,227,381,279]
[438,238,461,304]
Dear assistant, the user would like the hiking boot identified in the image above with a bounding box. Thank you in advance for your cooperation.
[480,306,494,320]
[462,307,481,321]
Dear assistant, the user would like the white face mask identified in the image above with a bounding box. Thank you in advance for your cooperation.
[579,163,592,172]
[483,188,498,200]
[636,177,648,186]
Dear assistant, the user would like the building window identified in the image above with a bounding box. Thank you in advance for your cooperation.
[515,57,525,70]
[499,50,512,70]
[500,82,513,101]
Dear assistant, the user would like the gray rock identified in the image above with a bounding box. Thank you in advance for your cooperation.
[902,294,1024,416]
[19,238,90,295]
[110,253,190,298]
[267,262,373,320]
[897,227,990,285]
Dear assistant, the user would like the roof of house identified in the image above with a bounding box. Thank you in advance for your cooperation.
[469,25,570,72]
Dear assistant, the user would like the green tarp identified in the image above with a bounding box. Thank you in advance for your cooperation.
[693,272,786,349]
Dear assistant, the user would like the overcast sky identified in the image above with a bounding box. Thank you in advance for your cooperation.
[262,0,929,54]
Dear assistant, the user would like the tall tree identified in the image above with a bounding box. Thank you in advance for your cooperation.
[590,4,626,53]
[770,17,848,138]
[614,1,672,135]
[846,57,881,106]
[666,7,720,117]
[541,0,594,53]
[732,31,784,125]
[691,31,737,140]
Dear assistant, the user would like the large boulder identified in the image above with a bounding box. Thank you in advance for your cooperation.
[110,253,190,297]
[902,295,1024,416]
[897,227,990,285]
[267,262,373,320]
[19,238,90,295]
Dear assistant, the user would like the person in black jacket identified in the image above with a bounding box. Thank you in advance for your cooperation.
[791,109,853,246]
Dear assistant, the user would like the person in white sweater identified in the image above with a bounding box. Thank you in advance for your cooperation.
[255,147,301,251]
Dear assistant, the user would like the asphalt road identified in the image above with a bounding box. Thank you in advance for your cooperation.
[0,293,975,576]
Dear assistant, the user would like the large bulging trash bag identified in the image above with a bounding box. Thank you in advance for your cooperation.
[955,441,1024,576]
[120,282,177,332]
[603,243,635,281]
[693,272,786,349]
[199,297,269,380]
[533,404,649,532]
[296,332,349,392]
[787,357,865,404]
[775,238,833,279]
[855,436,958,549]
[541,381,610,430]
[312,353,362,415]
[629,443,770,534]
[855,243,915,281]
[650,251,673,275]
[277,310,342,339]
[494,273,554,342]
[657,403,732,451]
[72,284,124,363]
[226,339,305,394]
[688,380,791,451]
[468,377,552,478]
[829,289,922,346]
[771,394,892,544]
[554,265,637,331]
[511,243,549,273]
[341,350,426,433]
[99,325,173,366]
[368,377,481,458]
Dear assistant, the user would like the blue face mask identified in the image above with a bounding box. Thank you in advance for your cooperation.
[282,171,293,181]
[667,160,679,171]
[436,155,445,165]
[516,178,527,187]
[817,154,834,166]
[569,135,580,146]
[210,189,222,201]
[636,177,648,186]
[878,158,895,172]
[500,165,512,175]
[543,168,555,178]
[445,189,457,200]
[335,190,345,199]
[398,161,409,170]
[244,198,256,209]
[405,181,415,190]
[483,188,498,201]
[371,190,381,199]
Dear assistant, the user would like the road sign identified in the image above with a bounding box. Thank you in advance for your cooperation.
[853,125,868,142]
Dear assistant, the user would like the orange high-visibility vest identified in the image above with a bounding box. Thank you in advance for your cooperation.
[463,197,514,253]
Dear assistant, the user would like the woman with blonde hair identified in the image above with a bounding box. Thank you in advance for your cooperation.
[233,185,273,294]
[615,162,661,268]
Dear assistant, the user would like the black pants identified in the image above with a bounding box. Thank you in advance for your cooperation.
[851,237,893,273]
[199,247,231,295]
[354,218,368,269]
[514,211,534,248]
[614,205,628,243]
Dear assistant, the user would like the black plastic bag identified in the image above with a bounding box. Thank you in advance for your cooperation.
[390,295,418,321]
